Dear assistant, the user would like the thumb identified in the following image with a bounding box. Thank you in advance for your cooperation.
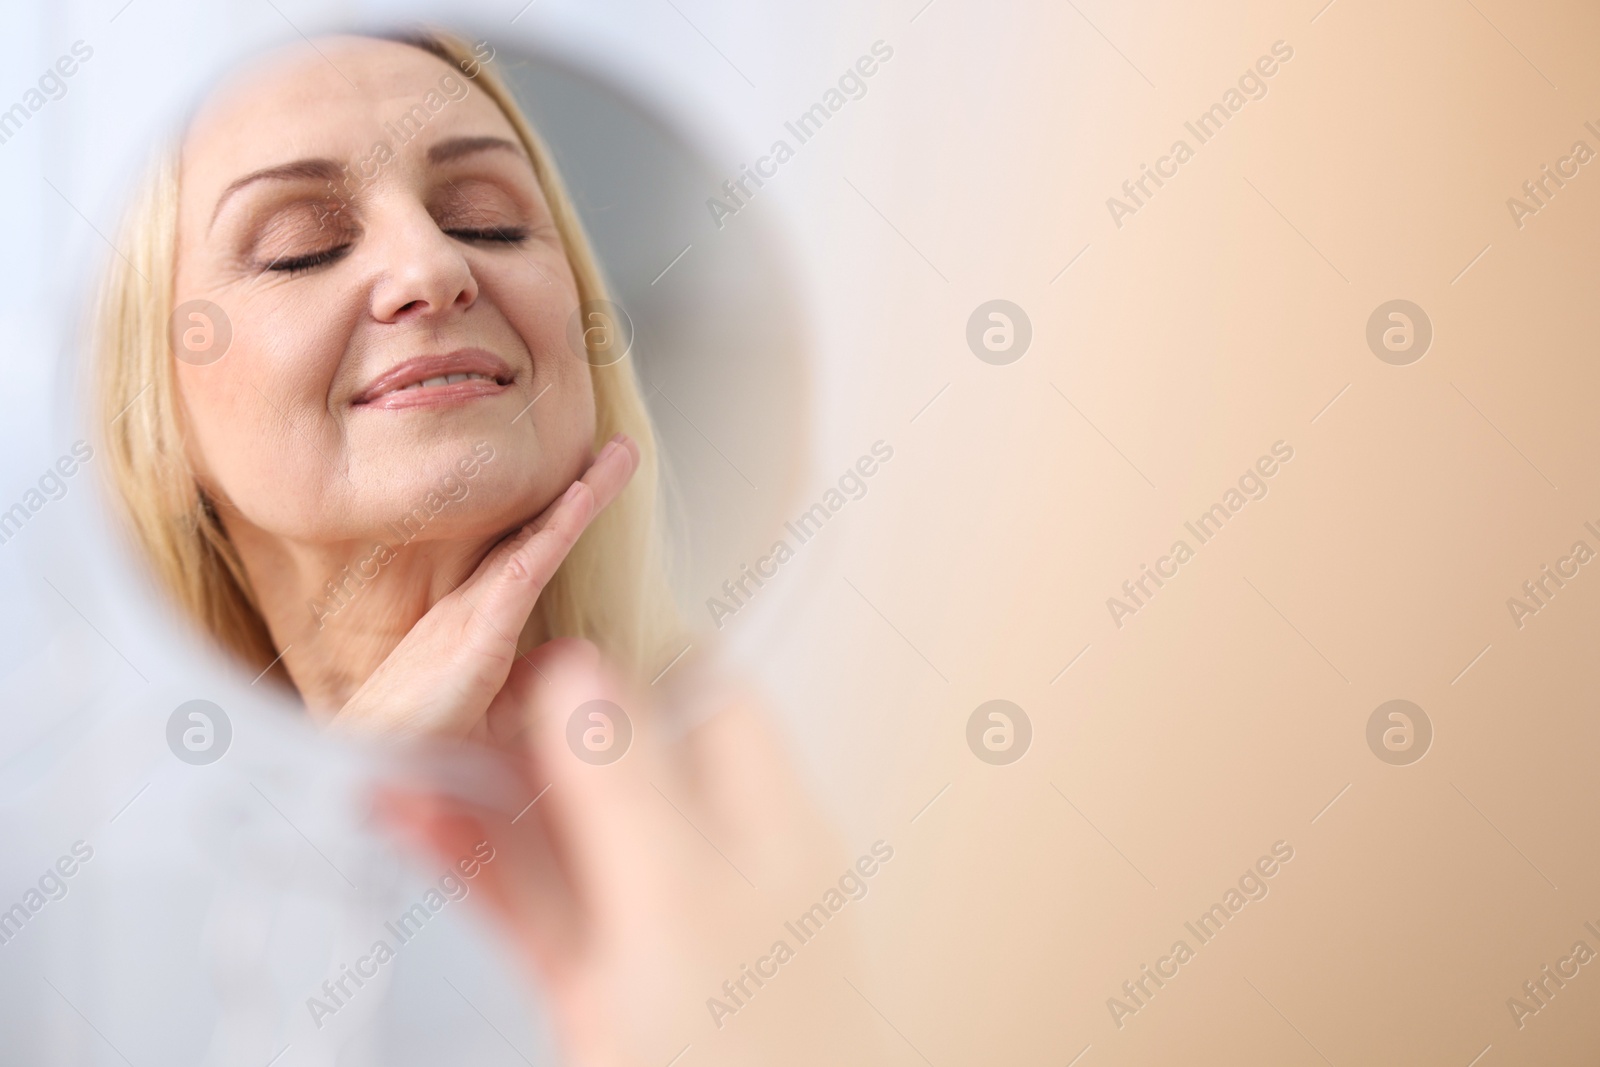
[524,639,661,889]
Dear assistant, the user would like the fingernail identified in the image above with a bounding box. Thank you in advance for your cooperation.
[610,432,626,445]
[597,440,620,463]
[563,481,585,503]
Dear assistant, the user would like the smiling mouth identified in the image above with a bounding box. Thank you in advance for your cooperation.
[353,350,516,410]
[388,370,505,393]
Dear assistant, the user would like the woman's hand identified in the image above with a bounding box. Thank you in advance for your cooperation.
[329,434,639,741]
[376,640,879,1067]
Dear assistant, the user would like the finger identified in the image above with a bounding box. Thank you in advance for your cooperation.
[522,639,661,882]
[570,431,639,516]
[483,433,634,585]
[528,639,702,817]
[484,654,544,749]
[331,440,638,739]
[457,435,637,637]
[470,432,636,581]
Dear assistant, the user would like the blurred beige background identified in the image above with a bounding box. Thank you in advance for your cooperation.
[699,1,1600,1064]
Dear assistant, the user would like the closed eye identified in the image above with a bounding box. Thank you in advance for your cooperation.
[264,244,352,276]
[259,226,529,276]
[444,226,529,244]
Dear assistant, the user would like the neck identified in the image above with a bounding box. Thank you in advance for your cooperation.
[226,517,495,716]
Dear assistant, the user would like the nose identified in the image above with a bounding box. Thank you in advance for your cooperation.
[368,203,479,323]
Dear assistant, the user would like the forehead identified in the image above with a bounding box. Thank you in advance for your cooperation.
[181,36,518,187]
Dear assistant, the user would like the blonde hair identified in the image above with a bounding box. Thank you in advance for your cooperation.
[94,29,685,686]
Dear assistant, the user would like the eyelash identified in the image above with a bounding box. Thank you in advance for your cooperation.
[446,226,530,244]
[266,245,351,277]
[262,227,529,276]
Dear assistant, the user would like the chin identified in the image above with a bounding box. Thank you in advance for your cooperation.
[341,424,586,542]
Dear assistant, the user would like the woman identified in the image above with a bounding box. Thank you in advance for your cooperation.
[98,29,680,733]
[92,30,858,1067]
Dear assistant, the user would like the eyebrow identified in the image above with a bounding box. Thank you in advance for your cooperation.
[209,158,345,232]
[207,137,527,231]
[427,135,526,165]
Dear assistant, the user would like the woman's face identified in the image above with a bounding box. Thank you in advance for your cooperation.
[173,36,595,549]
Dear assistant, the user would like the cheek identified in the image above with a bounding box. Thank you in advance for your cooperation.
[505,345,595,509]
[471,378,595,530]
[175,303,347,525]
[492,250,580,367]
[534,370,597,482]
[493,255,596,439]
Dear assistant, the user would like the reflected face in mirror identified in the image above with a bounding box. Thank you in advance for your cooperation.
[174,35,595,550]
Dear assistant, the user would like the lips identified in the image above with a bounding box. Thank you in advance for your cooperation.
[352,349,515,410]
